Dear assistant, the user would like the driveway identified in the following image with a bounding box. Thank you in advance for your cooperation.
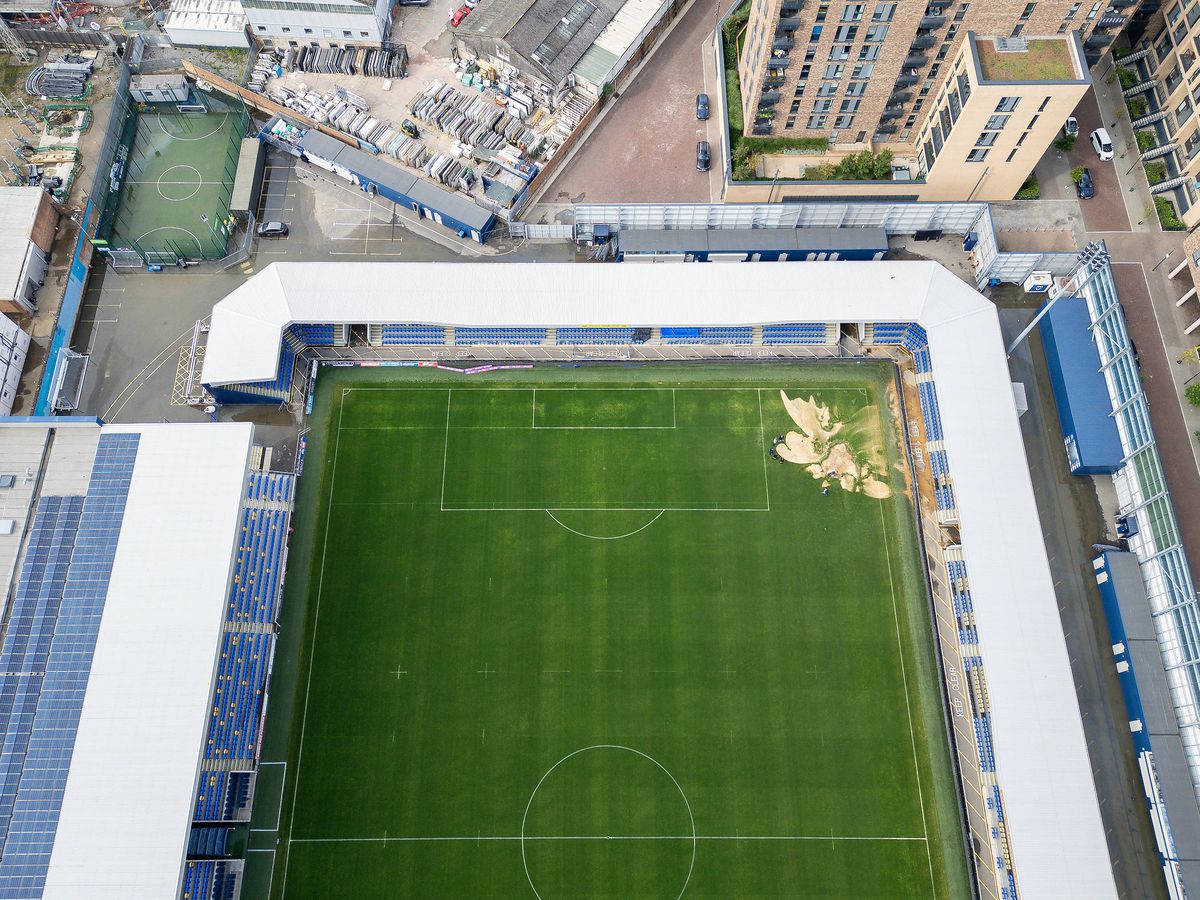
[540,0,738,205]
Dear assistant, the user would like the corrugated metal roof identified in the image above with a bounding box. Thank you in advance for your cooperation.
[592,0,663,55]
[0,187,44,303]
[198,260,1120,900]
[618,226,887,253]
[164,0,247,30]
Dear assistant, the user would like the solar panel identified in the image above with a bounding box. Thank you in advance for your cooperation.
[0,434,138,898]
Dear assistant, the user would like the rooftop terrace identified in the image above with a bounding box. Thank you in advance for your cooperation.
[975,36,1080,82]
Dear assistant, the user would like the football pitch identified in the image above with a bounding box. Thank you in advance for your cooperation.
[251,363,971,899]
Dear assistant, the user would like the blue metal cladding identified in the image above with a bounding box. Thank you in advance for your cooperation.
[0,433,138,898]
[1038,298,1124,475]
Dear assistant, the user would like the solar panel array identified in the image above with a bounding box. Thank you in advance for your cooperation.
[0,434,138,899]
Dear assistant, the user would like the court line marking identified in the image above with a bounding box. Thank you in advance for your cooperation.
[879,503,937,899]
[545,508,665,540]
[757,388,771,512]
[249,760,287,832]
[280,392,347,900]
[530,385,679,429]
[439,388,452,513]
[289,833,928,843]
[132,225,205,254]
[156,109,230,142]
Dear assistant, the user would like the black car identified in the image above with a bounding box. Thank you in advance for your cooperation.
[1077,167,1095,200]
[696,140,710,171]
[257,221,289,237]
[696,93,710,120]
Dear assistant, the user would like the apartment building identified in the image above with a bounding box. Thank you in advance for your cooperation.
[1119,1,1200,226]
[244,0,395,47]
[736,0,1120,148]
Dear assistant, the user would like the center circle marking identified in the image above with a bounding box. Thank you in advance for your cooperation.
[156,165,202,201]
[520,744,696,899]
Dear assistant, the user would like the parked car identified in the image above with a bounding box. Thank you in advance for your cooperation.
[1063,116,1078,138]
[257,221,289,237]
[696,93,710,120]
[397,0,429,5]
[696,140,711,172]
[464,0,479,8]
[1091,127,1114,161]
[401,119,420,138]
[1076,167,1095,200]
[449,5,470,25]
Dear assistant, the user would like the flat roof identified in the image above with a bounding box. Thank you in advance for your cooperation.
[199,260,1117,899]
[974,35,1082,82]
[0,187,44,302]
[41,422,253,900]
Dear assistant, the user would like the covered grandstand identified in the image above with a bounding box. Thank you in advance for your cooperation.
[200,260,1119,900]
[0,419,294,900]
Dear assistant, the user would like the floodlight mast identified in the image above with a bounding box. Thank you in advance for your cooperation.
[1006,242,1111,358]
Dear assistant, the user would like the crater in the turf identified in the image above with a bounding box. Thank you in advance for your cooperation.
[521,745,696,899]
[544,508,665,540]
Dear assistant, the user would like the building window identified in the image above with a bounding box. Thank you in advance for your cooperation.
[1037,95,1050,111]
[790,101,802,113]
[303,27,313,33]
[1177,95,1194,120]
[954,2,969,20]
[824,63,844,78]
[816,3,829,21]
[807,114,828,127]
[257,24,266,30]
[937,44,950,59]
[851,62,873,78]
[794,83,807,96]
[786,117,797,128]
[905,114,917,127]
[281,25,291,32]
[1021,1,1036,17]
[343,29,351,36]
[814,98,833,112]
[834,24,858,40]
[1065,1,1079,15]
[1086,1,1101,18]
[995,96,1020,112]
[872,1,895,19]
[360,31,369,36]
[1016,131,1027,145]
[857,130,867,141]
[829,44,851,60]
[842,2,864,20]
[859,44,880,59]
[1006,148,1019,161]
[966,148,989,162]
[1186,128,1200,158]
[810,24,823,41]
[818,80,838,95]
[1057,22,1068,32]
[800,64,811,77]
[805,47,816,61]
[985,114,1010,129]
[1011,23,1024,36]
[835,114,855,127]
[1027,114,1039,128]
[865,23,888,40]
[1189,2,1200,26]
[846,80,866,95]
[840,97,860,112]
[976,131,999,146]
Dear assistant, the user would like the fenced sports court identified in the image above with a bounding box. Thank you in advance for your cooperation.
[96,91,248,266]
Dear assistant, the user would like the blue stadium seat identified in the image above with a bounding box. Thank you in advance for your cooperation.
[381,324,443,346]
[762,323,829,345]
[454,327,546,345]
[556,328,636,345]
[662,327,753,345]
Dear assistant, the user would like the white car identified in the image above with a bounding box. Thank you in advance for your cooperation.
[1091,127,1114,161]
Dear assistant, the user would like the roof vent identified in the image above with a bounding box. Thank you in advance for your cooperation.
[993,36,1028,52]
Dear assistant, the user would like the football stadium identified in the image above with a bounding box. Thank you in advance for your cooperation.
[0,261,1124,900]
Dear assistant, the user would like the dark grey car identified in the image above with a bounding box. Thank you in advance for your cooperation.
[696,140,711,171]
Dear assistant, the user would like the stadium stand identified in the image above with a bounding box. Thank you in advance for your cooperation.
[289,324,347,347]
[205,631,271,761]
[228,473,292,625]
[455,327,547,345]
[661,327,753,344]
[556,327,637,344]
[762,323,835,344]
[378,324,444,345]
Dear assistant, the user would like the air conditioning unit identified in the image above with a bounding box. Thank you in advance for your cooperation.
[1023,270,1053,293]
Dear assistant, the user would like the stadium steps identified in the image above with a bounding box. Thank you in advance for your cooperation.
[443,327,454,346]
[368,324,382,346]
[644,328,662,345]
[283,329,306,354]
[752,325,763,345]
[544,328,557,345]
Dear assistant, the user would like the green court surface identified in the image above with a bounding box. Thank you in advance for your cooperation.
[108,105,242,260]
[251,363,971,899]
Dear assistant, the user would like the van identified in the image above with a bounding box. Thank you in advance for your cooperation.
[1090,127,1114,161]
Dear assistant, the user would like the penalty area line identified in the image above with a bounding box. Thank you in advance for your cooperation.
[289,834,930,844]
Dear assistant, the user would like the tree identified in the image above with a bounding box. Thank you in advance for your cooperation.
[1186,383,1200,407]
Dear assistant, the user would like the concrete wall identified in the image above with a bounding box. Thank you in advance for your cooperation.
[164,26,250,48]
[244,0,390,46]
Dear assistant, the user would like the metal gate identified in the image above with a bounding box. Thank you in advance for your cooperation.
[508,221,574,240]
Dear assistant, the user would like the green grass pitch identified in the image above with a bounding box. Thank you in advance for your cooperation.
[249,363,972,899]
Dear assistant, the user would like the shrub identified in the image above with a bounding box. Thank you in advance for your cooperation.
[1144,160,1167,183]
[1127,95,1148,119]
[1187,384,1200,407]
[1136,130,1157,151]
[1117,66,1137,89]
[1157,196,1186,230]
[1015,174,1040,199]
[1053,134,1076,152]
[1070,165,1086,183]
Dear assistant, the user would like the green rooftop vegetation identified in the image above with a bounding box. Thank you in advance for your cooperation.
[976,38,1077,82]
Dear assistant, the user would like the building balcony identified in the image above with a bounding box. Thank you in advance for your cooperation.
[1109,0,1137,7]
[752,124,773,135]
[876,123,899,134]
[780,0,802,12]
[894,72,918,86]
[776,16,802,30]
[763,75,786,88]
[773,36,795,51]
[911,33,936,49]
[904,52,927,67]
[759,91,781,106]
[1123,78,1157,96]
[919,14,946,28]
[767,55,790,69]
[880,106,903,120]
[1087,32,1115,46]
[1120,43,1154,62]
[1097,13,1126,26]
[890,90,912,104]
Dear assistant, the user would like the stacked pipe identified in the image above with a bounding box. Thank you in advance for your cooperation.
[25,66,88,97]
[290,45,407,78]
[407,81,540,153]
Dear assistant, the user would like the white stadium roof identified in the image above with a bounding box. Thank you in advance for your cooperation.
[201,260,1116,898]
[42,423,253,900]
